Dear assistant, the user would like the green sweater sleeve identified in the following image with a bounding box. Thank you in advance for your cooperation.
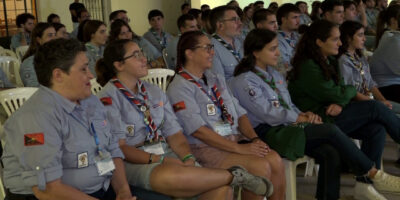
[297,59,357,107]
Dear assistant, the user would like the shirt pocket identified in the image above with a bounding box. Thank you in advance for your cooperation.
[62,132,94,169]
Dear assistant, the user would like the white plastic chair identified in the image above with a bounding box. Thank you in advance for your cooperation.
[90,78,103,95]
[15,45,29,61]
[141,69,175,92]
[0,49,17,59]
[0,56,23,87]
[0,87,38,117]
[284,156,316,200]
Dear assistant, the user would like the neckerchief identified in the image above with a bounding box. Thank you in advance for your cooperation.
[212,34,241,62]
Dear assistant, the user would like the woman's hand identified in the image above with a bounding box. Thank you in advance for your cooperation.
[235,142,270,157]
[381,100,393,109]
[304,112,323,124]
[326,104,342,117]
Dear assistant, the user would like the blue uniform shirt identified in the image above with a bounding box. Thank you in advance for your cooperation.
[276,31,300,78]
[165,36,179,69]
[339,53,377,92]
[133,37,162,63]
[97,81,182,146]
[211,35,244,80]
[167,69,247,144]
[85,42,105,77]
[229,66,301,127]
[20,56,39,87]
[2,86,123,194]
[143,29,173,53]
[10,32,30,51]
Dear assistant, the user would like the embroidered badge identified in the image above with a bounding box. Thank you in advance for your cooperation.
[126,125,135,136]
[172,101,186,112]
[24,133,44,146]
[100,97,112,106]
[207,104,216,116]
[153,101,164,108]
[77,152,88,168]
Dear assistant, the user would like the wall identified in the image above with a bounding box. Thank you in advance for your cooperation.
[36,0,74,32]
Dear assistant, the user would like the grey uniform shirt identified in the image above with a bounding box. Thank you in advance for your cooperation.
[20,56,39,87]
[165,36,179,69]
[0,67,14,88]
[133,37,162,63]
[97,81,182,146]
[85,42,105,77]
[211,35,243,81]
[229,67,301,127]
[276,31,300,78]
[142,29,173,53]
[167,69,247,144]
[339,54,377,92]
[10,32,30,51]
[2,86,123,194]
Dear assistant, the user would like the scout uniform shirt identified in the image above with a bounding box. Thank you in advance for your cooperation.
[211,34,244,81]
[133,36,162,63]
[339,53,377,95]
[228,66,301,128]
[276,31,300,78]
[166,69,247,144]
[20,56,39,87]
[97,80,182,146]
[143,28,173,53]
[85,42,105,77]
[2,86,123,194]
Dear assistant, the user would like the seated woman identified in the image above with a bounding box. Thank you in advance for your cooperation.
[229,28,399,200]
[3,38,135,200]
[52,22,70,39]
[166,31,285,200]
[19,23,56,87]
[288,20,400,195]
[109,19,165,68]
[95,39,271,199]
[83,20,108,76]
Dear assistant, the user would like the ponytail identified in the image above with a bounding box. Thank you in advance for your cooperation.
[234,56,256,76]
[95,58,116,86]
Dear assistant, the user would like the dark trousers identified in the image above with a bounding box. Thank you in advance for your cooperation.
[379,84,400,103]
[6,185,171,200]
[334,100,400,169]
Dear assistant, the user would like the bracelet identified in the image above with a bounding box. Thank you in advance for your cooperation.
[182,154,195,162]
[148,153,153,164]
[159,155,165,164]
[250,137,260,142]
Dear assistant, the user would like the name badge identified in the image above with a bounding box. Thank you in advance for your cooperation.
[126,124,135,137]
[207,104,216,116]
[94,150,115,176]
[214,121,232,136]
[77,152,88,168]
[142,142,166,155]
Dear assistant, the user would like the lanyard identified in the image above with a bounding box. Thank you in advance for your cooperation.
[252,69,290,110]
[178,68,234,125]
[150,29,167,49]
[345,52,371,95]
[111,78,159,142]
[212,34,241,62]
[69,112,102,154]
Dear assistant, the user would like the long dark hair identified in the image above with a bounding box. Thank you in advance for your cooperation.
[376,5,400,47]
[234,29,277,76]
[109,19,140,43]
[22,23,54,61]
[83,20,106,43]
[290,20,339,83]
[338,20,364,57]
[95,39,131,86]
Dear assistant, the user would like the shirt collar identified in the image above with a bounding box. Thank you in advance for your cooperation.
[40,85,78,114]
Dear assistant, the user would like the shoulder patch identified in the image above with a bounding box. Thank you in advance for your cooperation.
[172,101,186,112]
[100,97,112,106]
[24,133,44,146]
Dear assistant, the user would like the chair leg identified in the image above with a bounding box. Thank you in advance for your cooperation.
[305,159,315,177]
[284,160,297,200]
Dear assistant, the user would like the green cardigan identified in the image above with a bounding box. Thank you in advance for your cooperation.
[288,57,357,122]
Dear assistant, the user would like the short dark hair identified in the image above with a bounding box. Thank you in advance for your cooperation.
[254,1,265,6]
[343,0,356,10]
[83,20,105,43]
[252,8,275,27]
[209,6,237,33]
[52,22,65,32]
[77,8,88,19]
[201,4,210,10]
[34,38,86,87]
[276,3,301,25]
[177,14,196,29]
[109,10,127,21]
[188,8,202,19]
[295,1,307,7]
[181,3,190,11]
[47,13,60,23]
[16,13,35,28]
[148,9,164,20]
[321,0,343,15]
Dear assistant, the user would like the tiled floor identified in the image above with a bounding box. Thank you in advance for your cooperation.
[296,136,400,200]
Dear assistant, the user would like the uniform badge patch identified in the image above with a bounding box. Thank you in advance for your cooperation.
[24,133,44,146]
[78,152,88,168]
[100,97,112,106]
[207,104,216,115]
[126,125,135,136]
[172,101,186,112]
[249,89,256,96]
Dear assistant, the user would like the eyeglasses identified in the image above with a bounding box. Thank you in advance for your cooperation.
[220,17,241,23]
[122,50,146,61]
[192,44,215,53]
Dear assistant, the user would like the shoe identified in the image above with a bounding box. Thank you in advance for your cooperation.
[372,170,400,193]
[354,182,387,200]
[228,165,273,197]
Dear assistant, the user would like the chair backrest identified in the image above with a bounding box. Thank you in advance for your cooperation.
[0,56,23,87]
[90,78,103,95]
[0,87,38,117]
[141,69,175,92]
[15,45,29,61]
[0,49,17,59]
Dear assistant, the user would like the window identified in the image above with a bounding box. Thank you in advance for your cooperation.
[81,0,104,21]
[0,0,37,37]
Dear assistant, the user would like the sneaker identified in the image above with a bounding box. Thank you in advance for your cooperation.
[372,170,400,193]
[354,182,387,200]
[228,165,273,197]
